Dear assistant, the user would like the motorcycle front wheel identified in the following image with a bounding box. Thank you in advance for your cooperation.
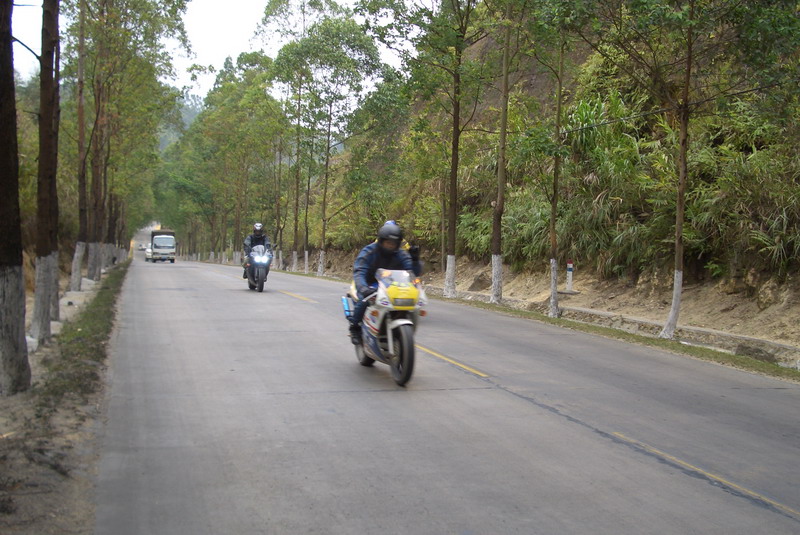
[390,324,415,386]
[257,267,266,292]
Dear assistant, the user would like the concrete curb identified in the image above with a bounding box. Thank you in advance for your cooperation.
[424,285,800,369]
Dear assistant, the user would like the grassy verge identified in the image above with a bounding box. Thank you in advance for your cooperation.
[34,260,129,421]
[456,297,800,382]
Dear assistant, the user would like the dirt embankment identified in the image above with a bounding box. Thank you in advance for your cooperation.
[322,250,800,350]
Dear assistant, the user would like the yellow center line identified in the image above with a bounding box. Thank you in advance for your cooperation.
[612,432,800,518]
[416,344,489,378]
[278,290,317,303]
[205,265,244,281]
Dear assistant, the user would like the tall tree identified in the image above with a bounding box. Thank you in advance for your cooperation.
[361,0,489,297]
[523,3,576,318]
[262,0,339,270]
[0,0,31,395]
[291,16,381,276]
[30,0,61,344]
[488,0,515,304]
[69,0,87,291]
[73,0,188,278]
[574,0,800,338]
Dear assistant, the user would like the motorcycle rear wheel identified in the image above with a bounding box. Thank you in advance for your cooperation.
[390,324,415,386]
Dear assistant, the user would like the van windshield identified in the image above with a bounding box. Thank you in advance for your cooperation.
[153,236,175,249]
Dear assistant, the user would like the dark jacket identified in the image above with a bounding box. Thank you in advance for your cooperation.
[353,242,415,297]
[244,233,271,255]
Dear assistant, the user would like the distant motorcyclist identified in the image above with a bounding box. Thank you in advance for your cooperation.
[243,223,271,278]
[348,222,416,343]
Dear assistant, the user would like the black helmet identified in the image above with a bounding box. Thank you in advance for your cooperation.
[377,222,403,251]
[253,223,264,236]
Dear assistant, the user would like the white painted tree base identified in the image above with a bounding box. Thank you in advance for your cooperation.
[70,241,86,291]
[50,251,60,321]
[31,252,58,343]
[548,257,559,318]
[444,255,457,298]
[0,265,31,395]
[490,254,502,304]
[88,242,101,281]
[317,249,326,277]
[659,269,683,339]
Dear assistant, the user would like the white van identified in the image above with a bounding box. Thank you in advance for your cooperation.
[150,231,176,263]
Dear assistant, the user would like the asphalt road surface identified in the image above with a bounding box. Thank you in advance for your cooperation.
[94,250,800,534]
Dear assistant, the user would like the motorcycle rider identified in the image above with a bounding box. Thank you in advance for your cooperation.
[380,219,423,276]
[348,222,418,344]
[243,223,272,278]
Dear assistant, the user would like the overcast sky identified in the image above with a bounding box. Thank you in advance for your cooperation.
[12,0,272,97]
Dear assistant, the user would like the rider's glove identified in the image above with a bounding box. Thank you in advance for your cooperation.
[359,286,377,299]
[408,245,420,262]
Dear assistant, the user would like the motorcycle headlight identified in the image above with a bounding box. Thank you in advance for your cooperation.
[392,298,416,307]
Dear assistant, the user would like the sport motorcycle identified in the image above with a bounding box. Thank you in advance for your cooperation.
[342,269,426,386]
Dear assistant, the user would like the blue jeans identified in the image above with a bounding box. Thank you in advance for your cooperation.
[349,298,369,326]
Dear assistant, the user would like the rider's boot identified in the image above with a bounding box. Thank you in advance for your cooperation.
[349,323,362,345]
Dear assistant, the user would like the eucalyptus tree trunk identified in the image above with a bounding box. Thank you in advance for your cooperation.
[0,0,31,395]
[292,85,302,272]
[548,39,565,319]
[317,106,333,278]
[440,176,446,272]
[444,48,463,299]
[70,0,87,291]
[660,2,695,339]
[275,140,284,266]
[304,136,313,274]
[50,30,61,319]
[660,109,690,338]
[70,241,86,290]
[88,33,109,281]
[31,0,61,344]
[491,3,512,305]
[234,198,243,260]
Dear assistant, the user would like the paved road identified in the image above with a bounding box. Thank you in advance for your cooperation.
[94,251,800,534]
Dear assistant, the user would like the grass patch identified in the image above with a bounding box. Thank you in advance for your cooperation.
[34,261,130,421]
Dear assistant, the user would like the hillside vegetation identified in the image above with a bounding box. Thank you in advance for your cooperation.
[12,0,800,326]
